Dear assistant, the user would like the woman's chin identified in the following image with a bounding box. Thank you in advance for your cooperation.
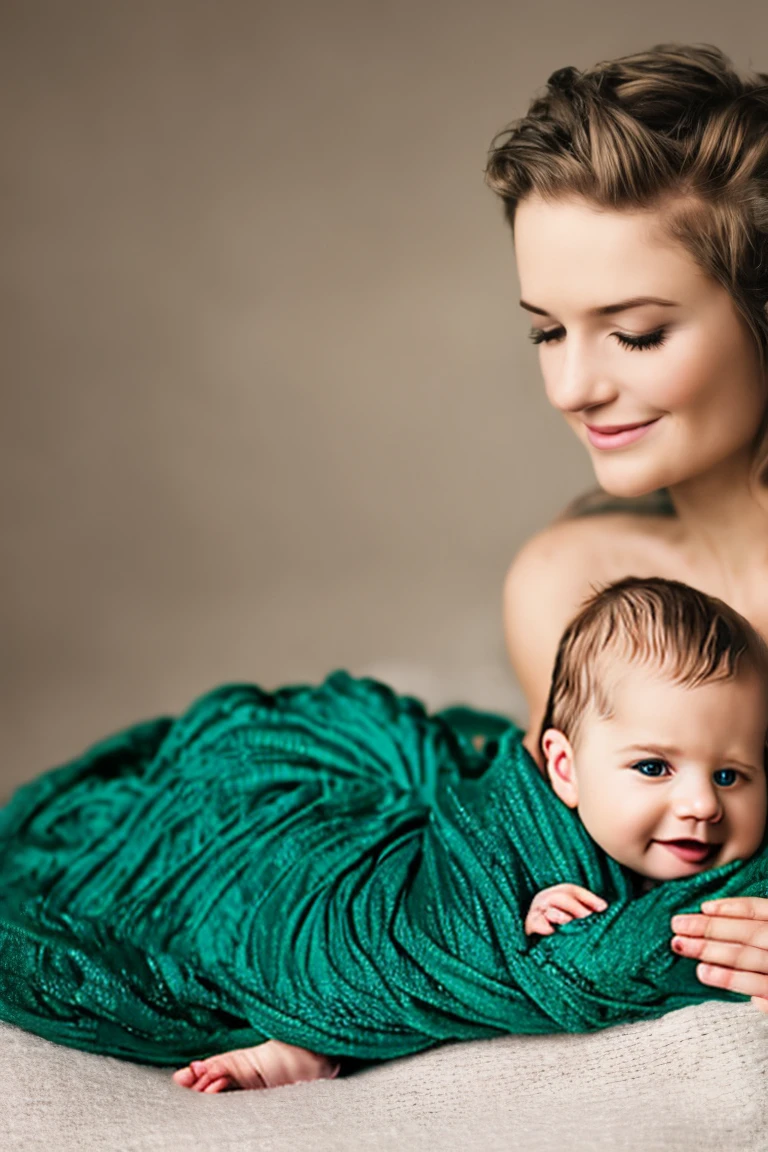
[591,468,668,500]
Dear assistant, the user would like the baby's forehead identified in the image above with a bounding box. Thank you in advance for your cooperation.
[600,654,768,698]
[590,656,768,738]
[592,656,675,702]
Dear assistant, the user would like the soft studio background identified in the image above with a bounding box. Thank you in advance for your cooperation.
[2,0,766,800]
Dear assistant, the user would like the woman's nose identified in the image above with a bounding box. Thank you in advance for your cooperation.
[545,343,615,414]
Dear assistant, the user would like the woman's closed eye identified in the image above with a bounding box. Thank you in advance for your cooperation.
[528,327,668,351]
[631,759,740,787]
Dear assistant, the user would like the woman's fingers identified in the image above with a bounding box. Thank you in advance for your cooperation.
[671,926,768,999]
[699,897,768,920]
[672,910,768,937]
[671,913,768,951]
[693,961,768,999]
[670,899,768,1000]
[671,934,768,976]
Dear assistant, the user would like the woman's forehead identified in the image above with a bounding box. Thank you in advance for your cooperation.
[512,196,700,308]
[514,194,662,245]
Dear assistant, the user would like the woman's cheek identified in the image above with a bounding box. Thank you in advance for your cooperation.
[640,339,714,413]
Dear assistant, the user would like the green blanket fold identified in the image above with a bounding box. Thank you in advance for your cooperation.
[1,670,765,1067]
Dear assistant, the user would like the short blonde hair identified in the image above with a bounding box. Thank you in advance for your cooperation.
[539,576,768,753]
[485,42,768,487]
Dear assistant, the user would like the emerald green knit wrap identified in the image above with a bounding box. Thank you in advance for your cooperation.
[1,671,765,1067]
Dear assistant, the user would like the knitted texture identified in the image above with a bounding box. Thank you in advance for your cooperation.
[1,670,765,1066]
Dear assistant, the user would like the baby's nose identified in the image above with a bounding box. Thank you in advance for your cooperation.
[671,781,723,821]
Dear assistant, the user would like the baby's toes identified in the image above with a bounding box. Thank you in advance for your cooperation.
[202,1076,232,1094]
[189,1060,226,1092]
[173,1059,227,1093]
[190,1049,269,1091]
[172,1065,197,1088]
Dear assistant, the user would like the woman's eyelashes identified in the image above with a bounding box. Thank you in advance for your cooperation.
[630,758,740,786]
[528,327,668,351]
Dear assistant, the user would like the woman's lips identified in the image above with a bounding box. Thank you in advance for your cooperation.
[585,418,661,450]
[657,840,716,864]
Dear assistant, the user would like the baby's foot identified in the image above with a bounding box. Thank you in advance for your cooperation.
[172,1039,341,1093]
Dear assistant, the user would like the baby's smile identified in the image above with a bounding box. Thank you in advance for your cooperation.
[652,838,719,867]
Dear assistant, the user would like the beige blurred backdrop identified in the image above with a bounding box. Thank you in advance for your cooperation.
[2,1,766,798]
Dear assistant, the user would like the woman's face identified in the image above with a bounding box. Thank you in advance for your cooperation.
[512,194,767,498]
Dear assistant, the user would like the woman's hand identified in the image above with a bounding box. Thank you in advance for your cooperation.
[525,883,608,936]
[670,897,768,1012]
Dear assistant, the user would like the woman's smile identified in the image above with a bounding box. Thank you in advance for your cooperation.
[585,417,662,450]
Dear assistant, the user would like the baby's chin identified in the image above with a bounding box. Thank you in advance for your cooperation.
[620,844,727,885]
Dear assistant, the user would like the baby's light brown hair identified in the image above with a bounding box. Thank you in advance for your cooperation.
[539,576,768,757]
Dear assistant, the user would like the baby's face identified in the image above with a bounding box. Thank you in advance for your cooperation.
[543,661,768,880]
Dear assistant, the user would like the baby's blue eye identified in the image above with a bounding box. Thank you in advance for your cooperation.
[633,759,668,777]
[632,762,740,785]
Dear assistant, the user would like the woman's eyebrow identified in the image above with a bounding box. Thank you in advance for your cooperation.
[519,296,680,317]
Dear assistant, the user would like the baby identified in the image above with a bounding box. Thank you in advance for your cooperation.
[525,574,768,933]
[173,576,768,1093]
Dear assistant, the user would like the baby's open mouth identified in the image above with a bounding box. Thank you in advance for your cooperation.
[657,840,717,864]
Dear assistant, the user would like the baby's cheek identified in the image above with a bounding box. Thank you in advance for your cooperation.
[577,797,641,864]
[741,806,768,858]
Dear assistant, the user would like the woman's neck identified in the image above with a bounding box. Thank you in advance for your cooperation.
[666,451,768,587]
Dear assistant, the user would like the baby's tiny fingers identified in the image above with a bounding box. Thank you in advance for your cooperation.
[542,894,598,920]
[525,912,556,936]
[564,887,608,911]
[545,908,572,924]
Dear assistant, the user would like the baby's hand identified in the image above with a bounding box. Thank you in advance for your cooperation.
[525,884,608,936]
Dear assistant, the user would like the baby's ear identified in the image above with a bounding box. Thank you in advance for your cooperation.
[541,728,579,808]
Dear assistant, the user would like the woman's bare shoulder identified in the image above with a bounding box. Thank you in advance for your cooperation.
[502,517,617,663]
[501,519,599,746]
[505,510,675,602]
[503,511,679,758]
